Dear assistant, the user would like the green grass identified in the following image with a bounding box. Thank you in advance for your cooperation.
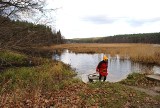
[0,51,77,107]
[77,81,159,107]
[0,60,76,93]
[0,67,37,93]
[119,73,160,87]
[120,73,144,85]
[0,50,28,66]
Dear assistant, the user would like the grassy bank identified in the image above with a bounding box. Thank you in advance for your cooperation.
[120,73,160,88]
[0,50,28,67]
[48,43,160,65]
[0,50,77,107]
[0,50,160,107]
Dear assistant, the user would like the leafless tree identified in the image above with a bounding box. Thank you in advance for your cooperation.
[0,0,46,23]
[0,0,60,51]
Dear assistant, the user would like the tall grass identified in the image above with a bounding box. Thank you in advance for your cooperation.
[0,50,28,66]
[0,57,76,107]
[0,60,76,91]
[51,43,160,65]
[129,44,160,64]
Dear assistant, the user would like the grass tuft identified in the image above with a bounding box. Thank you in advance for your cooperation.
[120,73,160,87]
[0,50,28,67]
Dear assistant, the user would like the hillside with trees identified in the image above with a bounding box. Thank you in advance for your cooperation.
[68,33,160,44]
[0,16,64,49]
[0,16,62,48]
[0,0,65,49]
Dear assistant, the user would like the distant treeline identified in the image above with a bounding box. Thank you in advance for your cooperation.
[0,16,64,49]
[68,33,160,44]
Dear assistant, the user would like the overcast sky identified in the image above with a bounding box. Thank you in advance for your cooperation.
[46,0,160,39]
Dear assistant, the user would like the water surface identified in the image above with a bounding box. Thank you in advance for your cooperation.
[53,50,160,83]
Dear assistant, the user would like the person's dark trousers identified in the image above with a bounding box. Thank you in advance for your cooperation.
[99,74,106,82]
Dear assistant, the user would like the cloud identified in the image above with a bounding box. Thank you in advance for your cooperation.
[127,17,160,27]
[82,15,117,24]
[46,0,160,39]
[83,16,160,28]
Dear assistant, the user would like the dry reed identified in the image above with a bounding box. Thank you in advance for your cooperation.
[49,43,160,65]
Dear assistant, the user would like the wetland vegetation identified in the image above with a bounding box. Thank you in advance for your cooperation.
[1,44,160,107]
[50,43,160,65]
[0,9,160,107]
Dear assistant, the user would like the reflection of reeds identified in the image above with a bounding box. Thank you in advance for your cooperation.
[51,43,160,65]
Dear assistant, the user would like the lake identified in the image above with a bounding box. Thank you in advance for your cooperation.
[53,50,160,83]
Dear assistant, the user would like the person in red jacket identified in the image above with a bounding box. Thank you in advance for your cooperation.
[96,55,108,82]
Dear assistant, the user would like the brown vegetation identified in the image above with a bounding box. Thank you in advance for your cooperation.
[48,43,160,65]
[0,46,160,107]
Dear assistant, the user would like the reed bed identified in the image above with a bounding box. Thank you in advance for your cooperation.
[50,43,160,65]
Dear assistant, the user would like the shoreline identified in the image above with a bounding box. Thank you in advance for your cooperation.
[0,46,160,107]
[47,43,160,66]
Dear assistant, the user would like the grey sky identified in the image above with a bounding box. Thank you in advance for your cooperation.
[46,0,160,39]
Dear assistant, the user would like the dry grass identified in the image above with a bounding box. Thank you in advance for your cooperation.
[48,43,160,65]
[0,48,160,107]
[0,60,77,107]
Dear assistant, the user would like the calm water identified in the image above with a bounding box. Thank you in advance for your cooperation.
[53,50,160,83]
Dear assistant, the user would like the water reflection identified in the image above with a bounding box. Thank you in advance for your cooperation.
[52,50,160,83]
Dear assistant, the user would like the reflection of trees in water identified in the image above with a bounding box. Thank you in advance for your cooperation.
[53,50,62,56]
[98,54,102,62]
[110,56,156,74]
[93,53,156,75]
[131,62,154,74]
[55,51,160,82]
[53,50,62,60]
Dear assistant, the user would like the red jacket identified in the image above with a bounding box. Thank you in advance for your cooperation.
[96,60,108,76]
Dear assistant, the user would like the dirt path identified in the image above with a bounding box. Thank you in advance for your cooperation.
[128,86,160,97]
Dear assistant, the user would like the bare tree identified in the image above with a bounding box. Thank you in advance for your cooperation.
[0,0,59,50]
[0,0,46,23]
